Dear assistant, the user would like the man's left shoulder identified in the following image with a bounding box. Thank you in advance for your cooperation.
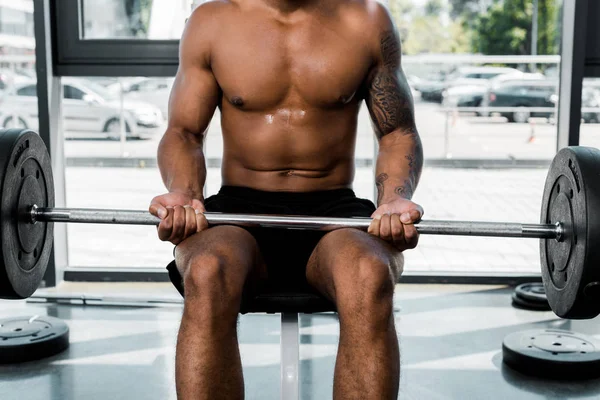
[339,0,395,38]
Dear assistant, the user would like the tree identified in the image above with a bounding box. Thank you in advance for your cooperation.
[403,16,471,55]
[387,0,470,55]
[388,0,414,23]
[471,0,559,57]
[388,0,415,44]
[124,0,154,37]
[425,0,445,16]
[449,0,494,19]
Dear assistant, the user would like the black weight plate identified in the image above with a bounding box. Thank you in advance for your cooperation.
[0,129,54,299]
[0,315,69,364]
[540,146,600,319]
[503,329,600,380]
[511,292,551,311]
[515,282,548,304]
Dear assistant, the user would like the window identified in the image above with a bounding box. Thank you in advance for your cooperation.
[55,1,569,276]
[16,84,36,96]
[64,85,86,100]
[129,79,170,92]
[579,78,600,147]
[53,1,181,76]
[81,0,191,40]
[0,6,33,37]
[480,73,502,79]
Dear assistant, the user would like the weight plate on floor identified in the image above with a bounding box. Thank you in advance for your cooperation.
[0,315,69,364]
[503,329,600,380]
[515,282,548,304]
[540,146,600,319]
[511,292,551,311]
[0,129,54,299]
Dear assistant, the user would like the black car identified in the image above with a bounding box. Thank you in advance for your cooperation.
[483,80,557,123]
[483,79,600,123]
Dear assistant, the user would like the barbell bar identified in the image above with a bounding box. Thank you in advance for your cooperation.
[1,129,600,321]
[30,206,562,239]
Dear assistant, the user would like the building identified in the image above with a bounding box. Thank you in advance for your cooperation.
[0,0,34,55]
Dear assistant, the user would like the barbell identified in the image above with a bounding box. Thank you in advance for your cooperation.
[1,128,599,319]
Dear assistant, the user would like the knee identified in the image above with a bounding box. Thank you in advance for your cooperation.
[337,253,395,316]
[183,250,244,305]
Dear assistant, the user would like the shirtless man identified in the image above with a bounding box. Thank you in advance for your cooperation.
[149,0,423,398]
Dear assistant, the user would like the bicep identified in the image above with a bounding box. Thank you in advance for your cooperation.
[168,65,220,136]
[167,7,220,137]
[365,29,416,139]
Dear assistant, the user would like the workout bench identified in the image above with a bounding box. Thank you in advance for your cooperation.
[241,287,335,400]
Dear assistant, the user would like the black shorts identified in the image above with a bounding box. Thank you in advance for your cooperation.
[166,185,376,296]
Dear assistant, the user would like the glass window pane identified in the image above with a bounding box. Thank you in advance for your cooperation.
[65,0,566,276]
[62,76,172,267]
[579,79,600,148]
[0,0,37,131]
[81,0,199,40]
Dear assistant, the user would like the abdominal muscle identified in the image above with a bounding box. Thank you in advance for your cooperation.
[219,105,359,192]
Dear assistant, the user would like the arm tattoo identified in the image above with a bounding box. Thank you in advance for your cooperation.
[368,30,423,202]
[394,131,422,200]
[395,179,414,200]
[376,173,389,205]
[365,30,416,139]
[381,30,400,69]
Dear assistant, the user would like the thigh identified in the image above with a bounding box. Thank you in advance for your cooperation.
[174,225,267,291]
[306,228,404,301]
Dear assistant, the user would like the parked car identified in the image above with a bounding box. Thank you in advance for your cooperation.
[442,73,545,109]
[0,69,33,92]
[0,78,164,139]
[551,87,600,123]
[419,66,521,103]
[121,77,173,118]
[481,79,558,123]
[581,88,600,123]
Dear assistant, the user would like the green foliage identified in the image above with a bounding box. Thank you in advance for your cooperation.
[448,0,482,19]
[388,0,559,57]
[124,0,154,37]
[471,0,559,56]
[424,0,445,16]
[402,16,471,55]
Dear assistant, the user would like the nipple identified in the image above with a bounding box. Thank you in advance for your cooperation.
[231,96,244,107]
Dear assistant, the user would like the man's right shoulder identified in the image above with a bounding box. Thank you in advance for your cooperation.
[188,0,236,25]
[183,0,237,50]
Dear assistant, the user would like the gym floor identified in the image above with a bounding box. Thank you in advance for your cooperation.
[1,283,600,400]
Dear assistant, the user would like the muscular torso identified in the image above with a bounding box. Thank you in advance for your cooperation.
[209,1,375,191]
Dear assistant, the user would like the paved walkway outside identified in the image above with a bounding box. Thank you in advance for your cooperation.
[63,165,547,274]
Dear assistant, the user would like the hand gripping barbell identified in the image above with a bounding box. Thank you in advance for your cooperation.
[1,129,599,319]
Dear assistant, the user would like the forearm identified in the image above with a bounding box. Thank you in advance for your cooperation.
[375,129,423,205]
[157,128,206,200]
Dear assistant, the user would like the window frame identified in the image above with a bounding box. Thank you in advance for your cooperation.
[52,0,179,77]
[17,83,37,97]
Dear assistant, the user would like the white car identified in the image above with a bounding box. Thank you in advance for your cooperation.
[0,78,164,139]
[122,77,173,118]
[420,66,521,102]
[442,72,545,108]
[102,77,173,118]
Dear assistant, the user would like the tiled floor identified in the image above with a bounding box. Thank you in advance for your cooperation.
[2,284,600,400]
